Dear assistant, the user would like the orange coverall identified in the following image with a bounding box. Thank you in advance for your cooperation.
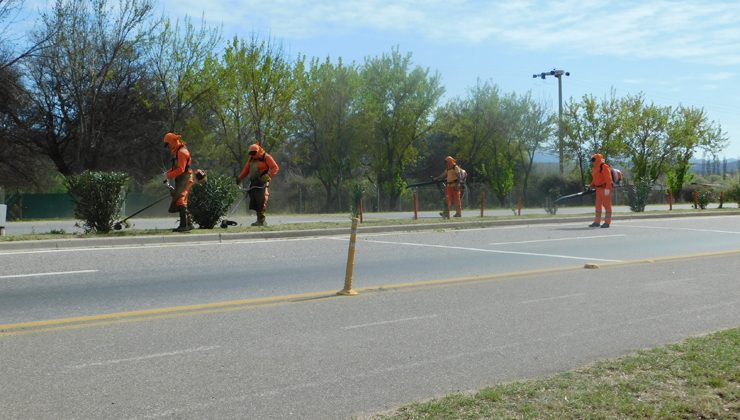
[590,153,613,225]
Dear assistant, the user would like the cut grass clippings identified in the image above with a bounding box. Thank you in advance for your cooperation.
[375,327,739,419]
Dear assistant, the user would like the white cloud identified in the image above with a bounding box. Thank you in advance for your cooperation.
[704,72,735,81]
[159,0,740,65]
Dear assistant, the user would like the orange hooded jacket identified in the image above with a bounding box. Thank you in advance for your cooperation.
[238,144,279,181]
[163,133,192,179]
[590,153,612,189]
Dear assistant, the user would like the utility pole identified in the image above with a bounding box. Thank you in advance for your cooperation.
[533,69,570,174]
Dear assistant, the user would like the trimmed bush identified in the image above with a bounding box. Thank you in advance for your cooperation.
[65,171,129,233]
[627,177,652,212]
[189,175,239,229]
[697,189,715,209]
[725,181,740,208]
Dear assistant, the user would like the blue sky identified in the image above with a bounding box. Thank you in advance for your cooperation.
[16,1,740,158]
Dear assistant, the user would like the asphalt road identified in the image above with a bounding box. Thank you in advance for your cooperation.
[1,214,739,418]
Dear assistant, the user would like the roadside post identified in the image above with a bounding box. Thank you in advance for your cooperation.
[0,204,6,236]
[338,217,359,296]
[480,191,485,217]
[413,191,419,220]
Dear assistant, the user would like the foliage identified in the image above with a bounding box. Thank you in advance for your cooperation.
[145,14,221,132]
[22,0,162,178]
[188,175,239,228]
[562,89,624,185]
[65,171,129,233]
[696,188,715,209]
[293,57,362,212]
[725,181,740,207]
[359,47,444,210]
[627,177,653,212]
[349,182,365,218]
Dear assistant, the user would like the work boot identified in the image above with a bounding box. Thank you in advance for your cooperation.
[600,222,610,228]
[439,211,450,219]
[453,213,462,217]
[173,206,193,232]
[588,222,600,228]
[251,212,267,226]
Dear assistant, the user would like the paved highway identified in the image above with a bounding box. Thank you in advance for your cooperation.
[1,214,738,418]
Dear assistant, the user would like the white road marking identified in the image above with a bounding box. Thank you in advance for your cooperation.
[342,315,438,330]
[354,238,622,262]
[622,224,740,234]
[66,345,221,369]
[0,236,337,256]
[489,234,625,245]
[520,293,586,304]
[0,269,98,279]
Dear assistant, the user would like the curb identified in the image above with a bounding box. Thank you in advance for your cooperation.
[1,210,738,251]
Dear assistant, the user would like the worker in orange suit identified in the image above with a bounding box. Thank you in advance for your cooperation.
[588,153,613,228]
[434,156,463,218]
[237,143,279,226]
[163,132,194,232]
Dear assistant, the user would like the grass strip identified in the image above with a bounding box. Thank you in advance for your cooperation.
[376,327,739,419]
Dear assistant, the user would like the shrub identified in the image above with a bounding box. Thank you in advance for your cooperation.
[65,171,129,233]
[627,177,652,212]
[725,181,740,208]
[536,174,582,214]
[189,175,239,229]
[349,182,365,218]
[696,188,715,210]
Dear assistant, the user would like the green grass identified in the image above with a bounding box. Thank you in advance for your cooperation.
[374,327,740,419]
[2,207,738,242]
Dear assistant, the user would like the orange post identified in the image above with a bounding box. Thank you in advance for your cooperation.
[517,195,522,216]
[480,191,486,217]
[413,191,419,220]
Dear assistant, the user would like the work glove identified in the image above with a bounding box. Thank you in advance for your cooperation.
[604,188,610,196]
[260,174,271,184]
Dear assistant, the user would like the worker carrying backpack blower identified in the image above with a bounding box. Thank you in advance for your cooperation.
[588,153,617,228]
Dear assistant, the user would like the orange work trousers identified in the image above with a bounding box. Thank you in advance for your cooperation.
[593,187,612,224]
[445,184,462,216]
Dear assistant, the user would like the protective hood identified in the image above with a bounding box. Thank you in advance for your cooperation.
[445,156,457,168]
[163,132,183,154]
[591,153,604,166]
[248,143,265,158]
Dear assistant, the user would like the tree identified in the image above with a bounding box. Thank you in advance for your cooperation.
[358,47,444,210]
[562,89,623,186]
[293,57,362,212]
[202,36,302,171]
[665,106,727,198]
[515,93,555,204]
[21,0,161,178]
[435,82,520,206]
[146,14,220,133]
[618,94,672,183]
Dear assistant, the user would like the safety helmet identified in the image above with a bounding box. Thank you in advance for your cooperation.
[248,143,261,156]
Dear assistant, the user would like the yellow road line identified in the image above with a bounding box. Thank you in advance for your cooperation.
[2,249,738,336]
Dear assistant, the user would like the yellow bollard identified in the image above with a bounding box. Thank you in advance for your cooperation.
[338,217,359,296]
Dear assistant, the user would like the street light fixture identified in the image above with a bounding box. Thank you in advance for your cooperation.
[533,69,570,174]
